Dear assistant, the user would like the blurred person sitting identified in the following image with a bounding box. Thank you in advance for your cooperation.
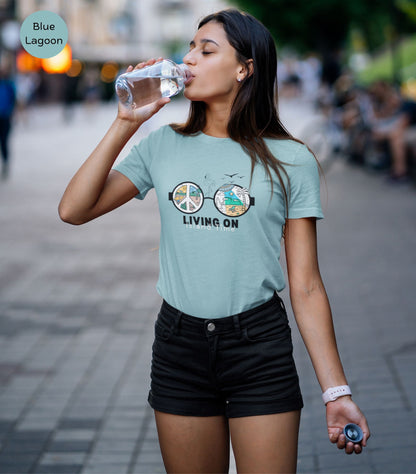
[279,57,302,98]
[0,64,16,179]
[340,85,374,165]
[370,81,416,182]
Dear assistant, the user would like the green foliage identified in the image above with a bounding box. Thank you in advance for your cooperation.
[233,0,351,52]
[357,34,416,84]
[231,0,414,53]
[396,0,416,24]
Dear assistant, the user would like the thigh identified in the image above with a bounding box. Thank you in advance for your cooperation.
[154,410,230,474]
[229,411,301,474]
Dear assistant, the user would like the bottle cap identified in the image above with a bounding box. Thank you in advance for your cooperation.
[343,423,363,444]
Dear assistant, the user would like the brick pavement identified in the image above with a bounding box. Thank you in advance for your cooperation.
[0,98,415,473]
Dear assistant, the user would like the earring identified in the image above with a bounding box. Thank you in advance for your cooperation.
[237,78,242,82]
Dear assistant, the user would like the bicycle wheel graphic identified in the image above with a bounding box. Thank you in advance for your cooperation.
[171,182,204,214]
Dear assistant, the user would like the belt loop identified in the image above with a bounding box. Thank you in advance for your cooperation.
[172,310,183,335]
[233,314,241,333]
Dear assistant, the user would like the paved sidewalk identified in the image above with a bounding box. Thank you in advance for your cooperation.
[0,98,415,473]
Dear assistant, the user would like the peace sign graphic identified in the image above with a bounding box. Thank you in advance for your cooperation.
[170,182,204,214]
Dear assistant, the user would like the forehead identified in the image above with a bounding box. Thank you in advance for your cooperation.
[192,21,230,46]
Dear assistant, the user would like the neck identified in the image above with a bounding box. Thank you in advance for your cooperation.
[203,102,232,138]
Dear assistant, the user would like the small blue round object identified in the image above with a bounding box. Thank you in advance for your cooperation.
[343,423,363,443]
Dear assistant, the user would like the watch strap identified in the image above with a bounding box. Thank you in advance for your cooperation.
[322,385,351,404]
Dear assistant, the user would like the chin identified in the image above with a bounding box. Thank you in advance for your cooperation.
[184,89,200,102]
[184,85,211,102]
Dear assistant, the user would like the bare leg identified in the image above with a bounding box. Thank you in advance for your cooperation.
[389,128,408,176]
[154,410,230,473]
[229,411,301,473]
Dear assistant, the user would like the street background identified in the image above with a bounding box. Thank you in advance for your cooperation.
[0,96,415,473]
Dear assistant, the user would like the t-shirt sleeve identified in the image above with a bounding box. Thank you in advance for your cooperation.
[113,134,154,200]
[287,145,324,220]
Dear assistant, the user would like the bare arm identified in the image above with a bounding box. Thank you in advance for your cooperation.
[285,217,346,390]
[284,217,370,453]
[58,60,169,225]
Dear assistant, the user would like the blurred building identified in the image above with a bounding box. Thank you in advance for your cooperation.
[0,0,18,67]
[17,0,229,64]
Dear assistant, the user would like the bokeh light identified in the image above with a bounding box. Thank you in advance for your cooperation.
[66,59,84,78]
[100,62,119,83]
[41,44,72,74]
[16,49,42,73]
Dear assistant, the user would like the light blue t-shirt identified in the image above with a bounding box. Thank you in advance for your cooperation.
[114,125,323,318]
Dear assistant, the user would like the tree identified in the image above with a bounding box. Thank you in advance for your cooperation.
[231,0,413,54]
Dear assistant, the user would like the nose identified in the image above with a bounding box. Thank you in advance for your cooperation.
[183,50,196,66]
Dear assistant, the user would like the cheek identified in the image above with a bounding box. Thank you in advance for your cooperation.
[202,68,236,93]
[184,63,237,100]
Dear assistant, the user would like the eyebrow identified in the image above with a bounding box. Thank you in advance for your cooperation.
[189,39,220,47]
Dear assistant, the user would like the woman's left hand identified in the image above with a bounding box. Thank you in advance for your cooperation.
[326,396,370,454]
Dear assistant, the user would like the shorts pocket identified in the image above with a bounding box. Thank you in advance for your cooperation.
[242,308,291,343]
[154,315,174,342]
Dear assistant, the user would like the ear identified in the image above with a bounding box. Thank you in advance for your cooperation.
[237,59,254,82]
[246,59,254,78]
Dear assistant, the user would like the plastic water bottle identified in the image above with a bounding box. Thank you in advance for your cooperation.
[115,59,191,109]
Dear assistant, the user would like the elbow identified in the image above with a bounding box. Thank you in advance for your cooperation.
[58,203,87,226]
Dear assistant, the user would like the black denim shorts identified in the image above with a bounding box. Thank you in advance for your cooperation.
[148,293,303,418]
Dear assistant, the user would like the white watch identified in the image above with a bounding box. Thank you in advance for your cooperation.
[322,385,352,405]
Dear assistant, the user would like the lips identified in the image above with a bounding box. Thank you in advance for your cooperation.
[184,74,195,86]
[182,67,195,87]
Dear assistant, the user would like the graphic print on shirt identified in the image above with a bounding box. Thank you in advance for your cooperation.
[168,173,255,232]
[214,184,252,217]
[171,182,204,214]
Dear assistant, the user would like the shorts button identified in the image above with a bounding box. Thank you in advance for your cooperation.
[207,322,216,332]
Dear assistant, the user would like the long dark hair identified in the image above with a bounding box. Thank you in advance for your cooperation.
[171,9,299,211]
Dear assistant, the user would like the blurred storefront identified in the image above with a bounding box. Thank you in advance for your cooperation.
[0,0,18,70]
[18,0,228,62]
[5,0,228,103]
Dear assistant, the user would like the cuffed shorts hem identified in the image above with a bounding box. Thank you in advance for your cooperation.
[148,392,224,417]
[148,391,303,418]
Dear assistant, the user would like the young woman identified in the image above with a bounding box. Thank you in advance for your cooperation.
[59,9,370,473]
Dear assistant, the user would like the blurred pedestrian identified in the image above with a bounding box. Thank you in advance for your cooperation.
[15,72,40,125]
[299,53,321,100]
[321,49,342,89]
[0,64,16,179]
[81,68,101,114]
[59,9,370,473]
[370,82,416,182]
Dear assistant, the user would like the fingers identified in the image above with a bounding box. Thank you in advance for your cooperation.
[124,58,163,73]
[134,97,170,122]
[133,57,163,70]
[328,428,341,444]
[142,97,170,118]
[362,431,370,447]
[148,96,171,115]
[334,433,363,455]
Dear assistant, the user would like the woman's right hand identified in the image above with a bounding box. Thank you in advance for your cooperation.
[116,58,171,126]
